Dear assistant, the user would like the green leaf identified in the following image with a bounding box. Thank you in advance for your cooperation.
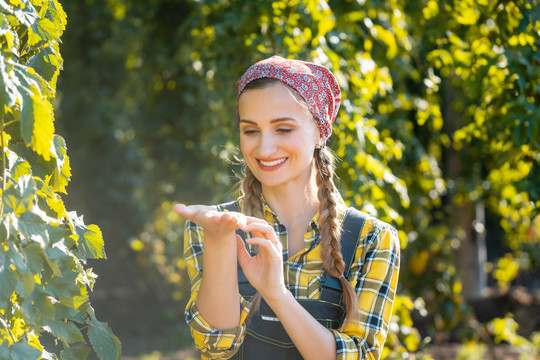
[55,302,87,324]
[45,0,66,34]
[44,243,75,280]
[59,345,91,360]
[59,292,88,311]
[21,92,54,161]
[48,134,71,193]
[87,316,121,360]
[35,0,49,18]
[68,213,106,259]
[2,341,41,360]
[0,217,8,242]
[2,174,36,215]
[78,224,105,260]
[16,209,52,247]
[11,62,53,98]
[43,318,85,345]
[46,194,67,220]
[0,244,18,300]
[0,52,17,108]
[7,239,28,273]
[12,1,38,28]
[9,62,55,160]
[7,149,32,181]
[42,246,62,276]
[27,42,63,88]
[28,17,58,46]
[22,242,44,274]
[26,289,55,320]
[20,272,36,297]
[0,17,20,55]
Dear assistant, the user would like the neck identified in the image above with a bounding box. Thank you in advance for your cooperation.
[261,167,319,228]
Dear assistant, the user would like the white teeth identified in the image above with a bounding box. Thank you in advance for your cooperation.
[259,158,287,166]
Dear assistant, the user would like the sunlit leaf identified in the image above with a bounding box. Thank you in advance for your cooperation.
[2,174,36,215]
[68,212,106,259]
[28,17,58,46]
[48,134,71,193]
[21,93,54,161]
[27,42,63,89]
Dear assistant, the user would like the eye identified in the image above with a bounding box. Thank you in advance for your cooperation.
[277,128,292,133]
[241,129,259,135]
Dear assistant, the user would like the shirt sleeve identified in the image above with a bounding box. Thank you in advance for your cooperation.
[183,220,251,359]
[330,218,400,360]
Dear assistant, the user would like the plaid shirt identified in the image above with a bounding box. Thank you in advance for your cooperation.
[183,197,400,360]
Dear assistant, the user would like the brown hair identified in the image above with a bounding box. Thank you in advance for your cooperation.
[238,78,358,330]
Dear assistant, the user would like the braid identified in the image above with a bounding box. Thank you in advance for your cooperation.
[315,147,359,330]
[241,165,264,219]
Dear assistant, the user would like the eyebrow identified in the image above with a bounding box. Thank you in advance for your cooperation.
[239,117,298,125]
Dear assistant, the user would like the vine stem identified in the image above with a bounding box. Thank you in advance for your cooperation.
[2,119,19,128]
[0,114,6,219]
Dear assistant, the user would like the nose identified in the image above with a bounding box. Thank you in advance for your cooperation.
[257,131,278,158]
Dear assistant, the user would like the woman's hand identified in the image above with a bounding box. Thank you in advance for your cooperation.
[236,220,288,302]
[175,203,253,330]
[173,203,247,242]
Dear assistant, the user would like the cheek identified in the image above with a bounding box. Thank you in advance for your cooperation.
[239,136,252,158]
[286,138,314,160]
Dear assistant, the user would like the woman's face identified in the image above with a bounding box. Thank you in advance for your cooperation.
[238,83,321,190]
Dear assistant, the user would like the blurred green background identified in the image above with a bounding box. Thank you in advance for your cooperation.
[54,0,539,358]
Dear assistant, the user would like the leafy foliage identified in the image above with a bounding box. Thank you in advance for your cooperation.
[56,0,539,357]
[0,0,120,358]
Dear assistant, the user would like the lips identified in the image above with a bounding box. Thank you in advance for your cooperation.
[257,157,287,171]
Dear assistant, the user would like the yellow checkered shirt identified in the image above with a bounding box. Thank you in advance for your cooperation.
[183,197,400,359]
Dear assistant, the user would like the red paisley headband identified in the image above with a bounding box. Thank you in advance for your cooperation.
[236,55,341,140]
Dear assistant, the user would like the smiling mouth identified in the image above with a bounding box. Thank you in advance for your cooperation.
[258,158,287,166]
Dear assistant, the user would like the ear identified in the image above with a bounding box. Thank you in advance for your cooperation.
[316,134,325,148]
[314,126,324,146]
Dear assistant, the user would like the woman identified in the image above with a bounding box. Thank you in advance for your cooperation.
[174,56,400,360]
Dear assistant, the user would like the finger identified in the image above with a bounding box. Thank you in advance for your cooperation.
[230,212,248,228]
[252,230,264,238]
[241,223,277,241]
[219,211,234,225]
[219,212,248,229]
[244,216,268,225]
[246,237,281,254]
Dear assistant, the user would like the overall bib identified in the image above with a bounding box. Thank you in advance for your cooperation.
[217,202,366,360]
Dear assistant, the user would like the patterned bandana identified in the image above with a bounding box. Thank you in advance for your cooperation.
[236,55,341,140]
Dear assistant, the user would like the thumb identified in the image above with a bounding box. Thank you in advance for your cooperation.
[173,203,197,221]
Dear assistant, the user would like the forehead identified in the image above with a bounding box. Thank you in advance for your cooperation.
[238,83,312,123]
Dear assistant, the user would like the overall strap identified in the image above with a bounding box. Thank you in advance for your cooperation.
[319,207,367,301]
[341,207,367,279]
